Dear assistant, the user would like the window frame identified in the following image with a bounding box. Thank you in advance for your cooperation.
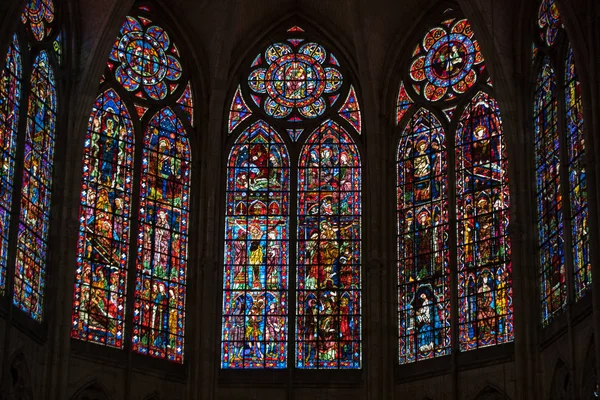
[217,21,366,380]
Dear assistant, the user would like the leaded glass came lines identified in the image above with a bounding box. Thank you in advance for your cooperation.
[221,120,290,369]
[397,108,450,363]
[534,59,565,325]
[296,119,361,369]
[133,107,190,362]
[72,89,134,348]
[13,51,57,320]
[455,92,513,350]
[0,35,22,295]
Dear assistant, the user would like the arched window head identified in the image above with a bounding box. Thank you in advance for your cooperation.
[222,24,363,369]
[72,2,195,363]
[533,0,590,326]
[396,6,513,364]
[0,0,62,321]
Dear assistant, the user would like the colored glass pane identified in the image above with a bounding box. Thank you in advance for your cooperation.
[338,85,361,134]
[21,0,55,42]
[221,120,290,369]
[538,0,561,47]
[13,51,56,320]
[565,46,590,300]
[534,59,565,325]
[53,32,62,64]
[456,92,513,350]
[296,119,361,369]
[397,108,450,364]
[176,81,194,127]
[286,128,303,142]
[71,89,134,348]
[247,40,343,121]
[396,81,414,124]
[109,16,183,100]
[409,18,484,102]
[132,108,190,363]
[228,85,252,133]
[0,35,22,294]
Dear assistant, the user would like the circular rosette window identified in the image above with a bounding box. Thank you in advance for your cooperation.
[110,16,183,101]
[409,19,483,102]
[247,40,344,120]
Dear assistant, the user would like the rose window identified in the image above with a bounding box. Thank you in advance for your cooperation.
[109,16,182,101]
[410,19,484,102]
[248,41,343,119]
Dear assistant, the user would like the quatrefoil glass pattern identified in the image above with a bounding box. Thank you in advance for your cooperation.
[409,19,484,102]
[109,16,183,101]
[248,41,343,120]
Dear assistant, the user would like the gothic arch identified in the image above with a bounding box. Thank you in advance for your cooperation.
[550,359,573,400]
[69,0,202,364]
[581,338,597,399]
[224,11,362,112]
[393,3,514,365]
[70,380,112,400]
[220,15,364,369]
[142,392,162,400]
[6,351,34,400]
[469,383,510,400]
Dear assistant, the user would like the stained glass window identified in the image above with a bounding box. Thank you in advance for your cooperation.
[533,0,590,325]
[397,108,450,363]
[132,107,190,362]
[397,9,513,364]
[409,18,484,102]
[222,28,362,370]
[565,46,590,300]
[71,89,134,348]
[296,119,361,369]
[221,120,290,369]
[538,0,561,47]
[0,0,63,322]
[108,15,183,101]
[12,51,56,320]
[396,81,414,124]
[246,41,344,121]
[455,92,513,350]
[72,4,193,362]
[0,35,22,295]
[534,59,564,325]
[21,0,55,42]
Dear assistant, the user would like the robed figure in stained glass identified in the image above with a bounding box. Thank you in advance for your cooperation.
[222,121,289,369]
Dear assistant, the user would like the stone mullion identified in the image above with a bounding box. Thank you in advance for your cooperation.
[445,110,459,400]
[122,100,146,399]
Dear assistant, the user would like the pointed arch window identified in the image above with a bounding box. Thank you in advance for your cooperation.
[0,0,62,321]
[533,0,591,326]
[221,26,363,369]
[71,3,195,363]
[396,8,513,364]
